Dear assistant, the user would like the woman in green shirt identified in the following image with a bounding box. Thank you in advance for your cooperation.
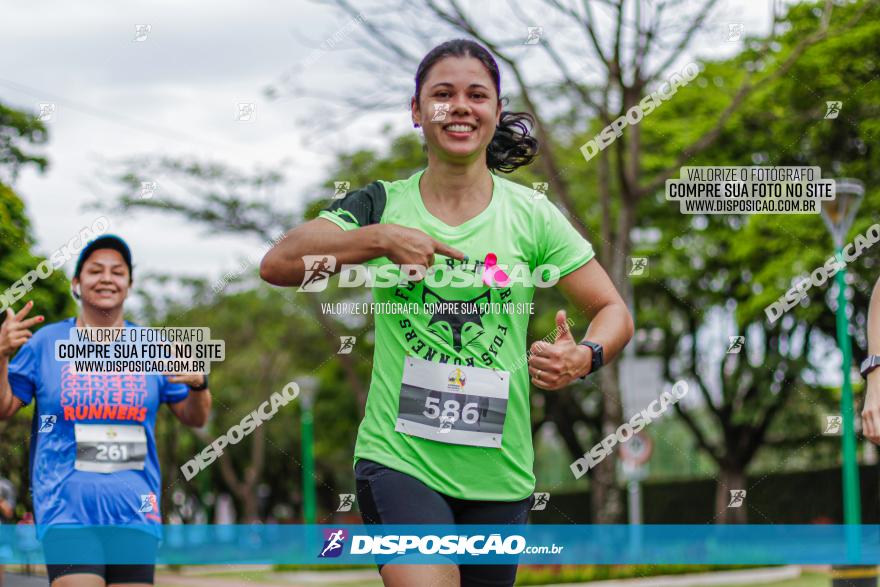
[262,38,633,587]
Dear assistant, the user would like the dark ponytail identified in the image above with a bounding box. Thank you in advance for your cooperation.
[414,39,539,173]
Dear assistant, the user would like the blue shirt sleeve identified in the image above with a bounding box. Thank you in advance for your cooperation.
[159,375,189,404]
[8,339,39,405]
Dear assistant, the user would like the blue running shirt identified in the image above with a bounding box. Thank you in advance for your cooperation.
[8,318,188,538]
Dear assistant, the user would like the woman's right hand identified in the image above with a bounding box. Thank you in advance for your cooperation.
[381,224,466,276]
[0,302,43,358]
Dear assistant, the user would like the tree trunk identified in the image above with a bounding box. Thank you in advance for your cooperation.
[240,489,260,523]
[591,365,624,523]
[715,466,748,524]
[240,423,266,523]
[590,192,636,524]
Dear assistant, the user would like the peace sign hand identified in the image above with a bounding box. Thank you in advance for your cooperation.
[0,301,44,358]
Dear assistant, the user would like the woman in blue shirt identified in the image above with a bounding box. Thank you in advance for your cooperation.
[0,235,212,587]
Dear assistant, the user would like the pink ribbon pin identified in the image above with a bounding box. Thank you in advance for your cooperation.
[482,252,510,287]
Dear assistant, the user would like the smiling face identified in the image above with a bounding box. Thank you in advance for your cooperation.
[412,56,502,166]
[72,249,130,311]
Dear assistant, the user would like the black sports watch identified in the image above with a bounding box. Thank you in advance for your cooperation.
[188,374,209,392]
[861,355,880,380]
[578,341,604,379]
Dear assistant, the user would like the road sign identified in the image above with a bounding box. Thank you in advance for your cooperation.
[620,431,653,466]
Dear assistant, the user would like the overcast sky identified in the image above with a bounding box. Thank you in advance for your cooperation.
[1,0,776,286]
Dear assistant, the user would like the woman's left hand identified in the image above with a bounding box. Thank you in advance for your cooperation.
[528,310,591,390]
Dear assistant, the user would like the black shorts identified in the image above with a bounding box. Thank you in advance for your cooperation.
[43,527,158,585]
[355,458,533,587]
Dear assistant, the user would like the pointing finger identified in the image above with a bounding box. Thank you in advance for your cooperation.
[433,241,465,261]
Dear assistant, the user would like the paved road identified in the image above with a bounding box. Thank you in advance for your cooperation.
[155,569,381,587]
[0,565,802,587]
[1,572,48,587]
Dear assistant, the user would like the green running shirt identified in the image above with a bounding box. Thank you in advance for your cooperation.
[318,169,594,501]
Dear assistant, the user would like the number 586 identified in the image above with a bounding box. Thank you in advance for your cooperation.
[423,397,479,424]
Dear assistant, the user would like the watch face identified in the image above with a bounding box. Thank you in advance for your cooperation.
[585,342,603,367]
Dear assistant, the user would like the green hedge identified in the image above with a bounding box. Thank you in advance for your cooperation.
[531,465,880,524]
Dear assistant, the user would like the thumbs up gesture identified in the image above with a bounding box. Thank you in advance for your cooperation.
[528,310,591,390]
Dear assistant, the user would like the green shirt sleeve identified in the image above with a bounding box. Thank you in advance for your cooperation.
[317,181,387,231]
[534,198,595,278]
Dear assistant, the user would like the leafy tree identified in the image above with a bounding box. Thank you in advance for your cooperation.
[0,102,48,184]
[0,102,72,515]
[630,0,880,522]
